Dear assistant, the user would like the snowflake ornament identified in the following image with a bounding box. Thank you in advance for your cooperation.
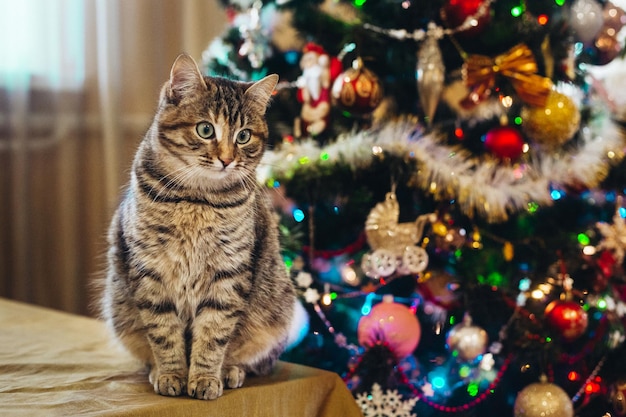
[596,207,626,264]
[356,383,419,417]
[303,287,320,304]
[295,271,313,288]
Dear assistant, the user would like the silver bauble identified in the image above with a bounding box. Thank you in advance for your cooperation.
[445,314,488,362]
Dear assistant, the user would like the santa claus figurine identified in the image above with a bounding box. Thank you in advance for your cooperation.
[296,42,341,137]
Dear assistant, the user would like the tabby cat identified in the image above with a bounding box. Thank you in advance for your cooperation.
[101,53,296,400]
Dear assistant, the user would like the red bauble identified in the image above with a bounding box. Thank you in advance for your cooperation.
[331,58,383,115]
[484,126,525,160]
[441,0,490,37]
[543,299,588,342]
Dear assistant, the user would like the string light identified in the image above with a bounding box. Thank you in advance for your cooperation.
[321,284,332,306]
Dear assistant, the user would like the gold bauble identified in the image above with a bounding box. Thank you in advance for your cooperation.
[514,377,573,417]
[520,91,580,148]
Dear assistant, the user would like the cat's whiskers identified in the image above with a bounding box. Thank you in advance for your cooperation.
[256,160,282,170]
[237,167,259,196]
[148,164,199,204]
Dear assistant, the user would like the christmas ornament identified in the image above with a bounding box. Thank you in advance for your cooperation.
[570,0,605,44]
[397,246,430,276]
[610,380,626,417]
[416,32,445,125]
[484,125,525,160]
[362,190,432,278]
[596,200,626,264]
[331,57,383,115]
[356,383,418,417]
[543,299,588,341]
[593,30,622,65]
[603,2,626,32]
[520,90,581,148]
[296,42,342,136]
[236,2,272,69]
[514,375,574,417]
[445,314,488,362]
[440,0,490,38]
[462,43,553,108]
[362,248,397,278]
[357,296,421,359]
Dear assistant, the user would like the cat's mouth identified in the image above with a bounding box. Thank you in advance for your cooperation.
[198,161,238,181]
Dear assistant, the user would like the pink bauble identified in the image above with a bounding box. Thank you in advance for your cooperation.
[357,298,421,358]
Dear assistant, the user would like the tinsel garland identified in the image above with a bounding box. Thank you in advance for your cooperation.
[260,114,625,223]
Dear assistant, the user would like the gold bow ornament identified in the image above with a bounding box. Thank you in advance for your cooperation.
[461,43,553,108]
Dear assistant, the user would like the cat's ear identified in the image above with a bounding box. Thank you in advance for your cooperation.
[244,74,279,109]
[167,53,207,103]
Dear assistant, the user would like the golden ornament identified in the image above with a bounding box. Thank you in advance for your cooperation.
[365,191,423,253]
[463,43,553,107]
[362,191,433,277]
[521,90,581,147]
[514,375,573,417]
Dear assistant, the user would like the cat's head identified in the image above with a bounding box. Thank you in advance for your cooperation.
[153,53,278,190]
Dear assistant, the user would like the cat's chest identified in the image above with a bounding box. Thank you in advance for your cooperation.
[172,203,254,255]
[133,196,256,300]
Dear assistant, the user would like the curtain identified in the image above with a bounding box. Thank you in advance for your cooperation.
[0,0,227,315]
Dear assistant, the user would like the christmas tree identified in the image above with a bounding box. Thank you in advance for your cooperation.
[203,1,626,416]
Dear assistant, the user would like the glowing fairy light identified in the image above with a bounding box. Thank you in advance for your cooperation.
[361,293,375,316]
[531,289,545,300]
[577,233,590,245]
[518,278,531,291]
[293,208,305,222]
[321,284,332,306]
[537,14,549,25]
[582,246,596,255]
[341,264,359,286]
[431,376,446,390]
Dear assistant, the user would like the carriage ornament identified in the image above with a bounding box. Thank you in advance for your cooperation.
[361,190,436,279]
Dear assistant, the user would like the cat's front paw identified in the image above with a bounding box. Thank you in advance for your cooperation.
[224,365,246,389]
[188,375,223,400]
[153,373,186,397]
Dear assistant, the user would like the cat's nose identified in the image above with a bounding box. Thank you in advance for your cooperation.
[219,157,233,167]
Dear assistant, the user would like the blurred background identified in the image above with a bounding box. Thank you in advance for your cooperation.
[0,0,227,315]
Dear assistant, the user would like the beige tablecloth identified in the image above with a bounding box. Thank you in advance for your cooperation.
[0,298,363,417]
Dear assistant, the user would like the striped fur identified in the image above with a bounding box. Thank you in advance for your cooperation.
[101,54,295,400]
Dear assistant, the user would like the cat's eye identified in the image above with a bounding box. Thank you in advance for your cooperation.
[196,122,215,139]
[236,129,252,145]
